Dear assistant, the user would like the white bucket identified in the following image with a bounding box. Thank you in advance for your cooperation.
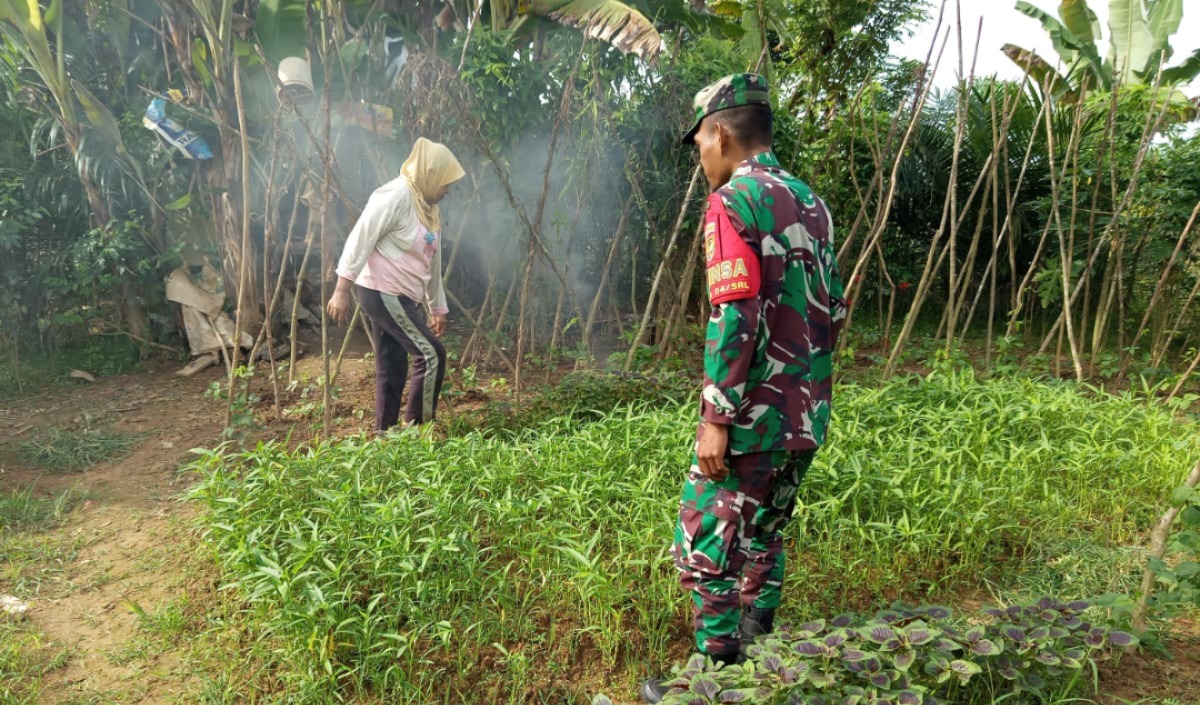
[278,57,314,95]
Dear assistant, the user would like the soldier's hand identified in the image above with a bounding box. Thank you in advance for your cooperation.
[697,421,730,481]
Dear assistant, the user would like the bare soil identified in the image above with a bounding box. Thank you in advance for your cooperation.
[1,365,225,702]
[1099,624,1200,704]
[0,350,386,703]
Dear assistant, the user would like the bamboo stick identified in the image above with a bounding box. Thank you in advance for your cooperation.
[1124,201,1200,364]
[1167,345,1200,403]
[661,221,706,361]
[585,195,635,355]
[448,287,515,374]
[226,62,254,430]
[624,166,703,372]
[1131,457,1200,634]
[943,12,982,349]
[1154,275,1200,369]
[884,148,994,375]
[319,28,334,437]
[1043,83,1085,381]
[840,23,949,346]
[516,60,577,390]
[1090,89,1125,359]
[1035,79,1173,363]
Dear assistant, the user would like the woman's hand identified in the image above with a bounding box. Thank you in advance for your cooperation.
[327,289,352,325]
[430,314,447,337]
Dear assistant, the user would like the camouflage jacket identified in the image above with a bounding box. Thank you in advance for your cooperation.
[700,151,847,455]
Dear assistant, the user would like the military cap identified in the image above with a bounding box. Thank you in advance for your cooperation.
[682,72,771,144]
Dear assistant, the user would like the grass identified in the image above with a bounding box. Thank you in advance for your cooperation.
[445,368,697,437]
[0,337,143,398]
[0,488,78,532]
[991,536,1146,606]
[0,488,79,705]
[188,369,1200,704]
[0,487,83,597]
[15,427,138,472]
[0,622,70,705]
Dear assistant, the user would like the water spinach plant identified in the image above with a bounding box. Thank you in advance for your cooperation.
[189,370,1198,702]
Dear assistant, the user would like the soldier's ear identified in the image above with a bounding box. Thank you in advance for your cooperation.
[714,120,730,153]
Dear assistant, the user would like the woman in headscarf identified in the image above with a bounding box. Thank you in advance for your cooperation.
[328,138,466,432]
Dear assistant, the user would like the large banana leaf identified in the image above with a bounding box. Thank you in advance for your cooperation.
[1016,1,1082,68]
[1058,0,1101,44]
[72,79,129,156]
[530,0,664,60]
[0,0,62,99]
[2,0,148,212]
[707,0,789,74]
[633,0,742,39]
[1161,46,1200,85]
[1055,0,1108,88]
[1146,0,1183,59]
[1108,0,1154,82]
[72,76,148,191]
[256,0,308,64]
[739,0,762,69]
[1003,43,1079,103]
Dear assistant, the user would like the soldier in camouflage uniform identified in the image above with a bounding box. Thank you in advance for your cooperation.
[642,73,847,703]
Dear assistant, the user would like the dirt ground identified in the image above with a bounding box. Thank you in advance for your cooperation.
[1099,631,1200,704]
[0,347,383,703]
[1,348,1199,704]
[1,362,222,702]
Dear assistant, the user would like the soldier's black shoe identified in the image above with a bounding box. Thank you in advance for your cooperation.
[641,652,738,703]
[738,607,776,662]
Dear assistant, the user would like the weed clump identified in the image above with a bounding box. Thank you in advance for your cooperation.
[0,488,78,532]
[16,427,137,472]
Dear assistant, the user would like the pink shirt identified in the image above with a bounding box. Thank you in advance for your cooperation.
[335,178,449,316]
[351,223,447,315]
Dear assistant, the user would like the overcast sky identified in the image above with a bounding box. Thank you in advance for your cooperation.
[889,0,1200,95]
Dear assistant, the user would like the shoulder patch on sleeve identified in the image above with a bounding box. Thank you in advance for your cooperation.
[704,193,760,305]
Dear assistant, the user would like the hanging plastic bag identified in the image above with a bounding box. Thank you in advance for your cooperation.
[143,92,213,160]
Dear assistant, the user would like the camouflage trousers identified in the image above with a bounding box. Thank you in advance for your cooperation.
[670,449,815,656]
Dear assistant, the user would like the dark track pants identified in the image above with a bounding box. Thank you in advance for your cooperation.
[357,286,446,431]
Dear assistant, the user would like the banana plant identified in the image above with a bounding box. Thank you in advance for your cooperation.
[522,0,665,59]
[255,1,737,68]
[443,0,740,61]
[1004,0,1200,95]
[255,0,307,63]
[259,1,666,59]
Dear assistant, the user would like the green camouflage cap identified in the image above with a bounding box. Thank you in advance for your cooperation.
[682,73,770,144]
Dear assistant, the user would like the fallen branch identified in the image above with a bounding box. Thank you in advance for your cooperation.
[96,330,183,356]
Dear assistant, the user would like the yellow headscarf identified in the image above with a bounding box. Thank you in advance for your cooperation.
[400,137,465,233]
